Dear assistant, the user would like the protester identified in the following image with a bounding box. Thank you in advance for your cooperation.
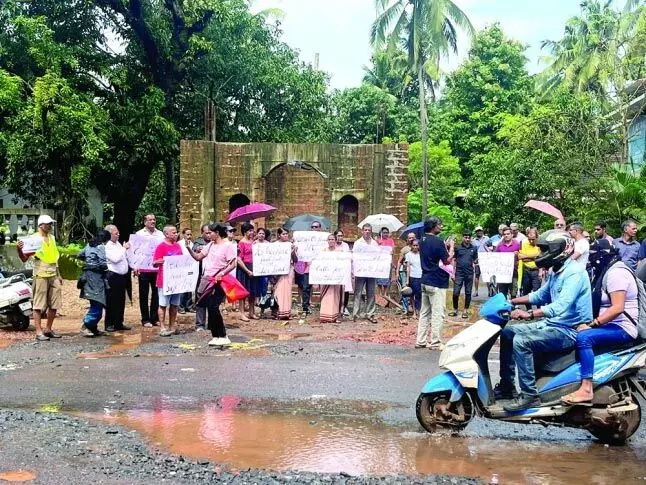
[554,218,566,230]
[510,223,527,243]
[152,225,184,336]
[334,229,352,316]
[594,222,613,244]
[405,239,422,317]
[104,224,131,332]
[352,223,378,323]
[193,224,211,330]
[17,215,62,341]
[517,228,541,309]
[395,232,417,314]
[561,239,638,405]
[489,224,507,249]
[77,230,111,337]
[376,227,395,298]
[294,221,320,316]
[236,222,257,321]
[495,227,521,298]
[614,220,640,271]
[187,224,237,346]
[178,228,194,314]
[471,226,489,297]
[320,234,345,323]
[449,231,478,319]
[136,214,164,327]
[255,228,270,311]
[567,222,590,269]
[416,217,454,350]
[272,228,297,320]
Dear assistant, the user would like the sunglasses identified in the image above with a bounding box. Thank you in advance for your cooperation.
[311,225,320,229]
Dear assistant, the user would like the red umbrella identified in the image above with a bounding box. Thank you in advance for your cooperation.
[524,200,564,220]
[227,202,277,224]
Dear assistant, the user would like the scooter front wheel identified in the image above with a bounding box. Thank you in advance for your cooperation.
[12,315,30,331]
[416,391,474,433]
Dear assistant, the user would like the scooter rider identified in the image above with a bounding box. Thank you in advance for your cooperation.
[495,230,593,412]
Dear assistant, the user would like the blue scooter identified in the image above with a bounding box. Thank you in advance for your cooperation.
[416,293,646,443]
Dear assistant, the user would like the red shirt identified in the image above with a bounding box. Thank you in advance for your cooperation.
[238,240,253,265]
[153,241,183,288]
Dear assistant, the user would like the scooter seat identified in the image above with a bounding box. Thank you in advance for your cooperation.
[541,350,577,373]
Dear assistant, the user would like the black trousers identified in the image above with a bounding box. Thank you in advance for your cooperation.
[138,272,159,324]
[206,284,226,338]
[453,269,474,310]
[105,271,127,328]
[521,268,541,309]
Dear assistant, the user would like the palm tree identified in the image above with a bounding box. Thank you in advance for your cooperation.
[371,0,474,219]
[362,48,412,98]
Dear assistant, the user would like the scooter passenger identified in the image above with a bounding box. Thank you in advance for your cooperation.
[495,230,592,411]
[561,239,638,405]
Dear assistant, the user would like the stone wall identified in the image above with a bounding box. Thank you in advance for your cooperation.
[179,141,409,240]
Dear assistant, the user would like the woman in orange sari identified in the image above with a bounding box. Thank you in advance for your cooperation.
[319,234,345,323]
[272,228,297,320]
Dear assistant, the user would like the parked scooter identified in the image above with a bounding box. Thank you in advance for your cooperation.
[0,270,33,331]
[416,293,646,444]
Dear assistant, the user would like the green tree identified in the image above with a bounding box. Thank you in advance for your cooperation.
[371,0,474,219]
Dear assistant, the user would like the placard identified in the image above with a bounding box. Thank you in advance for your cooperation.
[352,245,392,279]
[293,231,330,262]
[252,242,292,276]
[18,236,42,253]
[309,251,352,285]
[478,252,515,284]
[127,234,162,271]
[162,255,200,295]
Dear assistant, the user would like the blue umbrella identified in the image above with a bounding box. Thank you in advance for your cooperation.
[399,221,424,240]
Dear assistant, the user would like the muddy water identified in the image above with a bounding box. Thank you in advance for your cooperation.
[0,470,37,482]
[83,400,646,484]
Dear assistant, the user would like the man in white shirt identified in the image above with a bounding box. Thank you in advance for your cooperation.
[135,214,164,326]
[510,223,527,243]
[569,222,590,268]
[178,228,194,314]
[352,223,379,323]
[104,224,131,332]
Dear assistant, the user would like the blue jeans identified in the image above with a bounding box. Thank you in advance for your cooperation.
[83,300,104,331]
[576,324,634,379]
[500,321,577,397]
[409,277,422,312]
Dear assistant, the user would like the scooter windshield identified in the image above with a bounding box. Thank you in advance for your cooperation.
[479,293,512,326]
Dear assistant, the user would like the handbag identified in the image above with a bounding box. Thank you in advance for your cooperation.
[219,274,250,303]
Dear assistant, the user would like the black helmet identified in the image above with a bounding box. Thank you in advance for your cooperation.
[589,239,619,275]
[534,230,575,271]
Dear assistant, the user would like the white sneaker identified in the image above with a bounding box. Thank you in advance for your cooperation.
[220,336,231,346]
[208,337,220,346]
[208,337,232,346]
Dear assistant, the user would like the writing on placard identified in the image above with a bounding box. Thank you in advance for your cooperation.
[18,236,42,253]
[479,252,515,284]
[352,245,392,279]
[253,242,292,276]
[127,234,161,271]
[293,231,330,262]
[309,251,352,285]
[163,255,199,295]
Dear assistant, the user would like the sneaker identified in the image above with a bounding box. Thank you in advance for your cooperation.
[81,328,95,338]
[159,329,174,337]
[196,326,205,332]
[35,333,50,341]
[143,322,153,328]
[44,331,62,339]
[414,343,427,349]
[503,394,541,412]
[461,311,469,319]
[429,343,445,351]
[343,308,351,317]
[178,308,186,315]
[114,324,132,331]
[208,337,231,346]
[105,326,116,333]
[493,382,519,401]
[474,291,479,297]
[448,310,458,317]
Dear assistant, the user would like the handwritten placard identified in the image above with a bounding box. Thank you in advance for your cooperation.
[309,251,352,285]
[293,231,330,262]
[162,255,200,295]
[479,252,515,284]
[352,244,392,279]
[18,236,42,253]
[253,242,292,276]
[127,234,162,271]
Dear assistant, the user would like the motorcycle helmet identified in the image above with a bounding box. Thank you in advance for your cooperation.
[534,230,575,272]
[589,239,619,274]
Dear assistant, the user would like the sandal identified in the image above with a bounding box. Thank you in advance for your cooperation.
[240,315,250,322]
[560,393,593,406]
[367,316,378,324]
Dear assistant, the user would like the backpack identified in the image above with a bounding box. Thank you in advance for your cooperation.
[602,263,646,339]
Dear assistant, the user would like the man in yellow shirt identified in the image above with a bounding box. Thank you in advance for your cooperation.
[17,215,62,341]
[517,228,541,309]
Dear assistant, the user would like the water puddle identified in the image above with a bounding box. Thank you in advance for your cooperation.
[81,398,646,483]
[0,470,37,482]
[78,332,153,359]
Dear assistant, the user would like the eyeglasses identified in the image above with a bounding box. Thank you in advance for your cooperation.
[311,225,320,229]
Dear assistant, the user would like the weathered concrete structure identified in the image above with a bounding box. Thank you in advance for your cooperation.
[179,142,409,239]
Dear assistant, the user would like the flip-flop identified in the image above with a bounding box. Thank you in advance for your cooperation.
[561,394,593,407]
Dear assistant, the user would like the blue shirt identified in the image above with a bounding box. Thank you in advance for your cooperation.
[489,234,502,248]
[528,258,592,330]
[639,238,646,262]
[472,235,490,252]
[614,238,641,271]
[420,233,450,289]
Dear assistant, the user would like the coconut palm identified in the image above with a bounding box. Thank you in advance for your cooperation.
[371,0,474,219]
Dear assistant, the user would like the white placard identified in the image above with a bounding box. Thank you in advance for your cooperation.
[478,252,515,284]
[352,246,392,279]
[252,242,292,276]
[127,234,161,271]
[162,255,200,295]
[293,231,330,262]
[18,236,42,253]
[309,251,352,285]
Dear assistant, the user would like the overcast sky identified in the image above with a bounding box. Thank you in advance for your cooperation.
[252,0,585,91]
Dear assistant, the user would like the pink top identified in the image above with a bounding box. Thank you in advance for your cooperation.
[238,240,253,264]
[203,242,237,277]
[153,242,183,288]
[378,238,395,247]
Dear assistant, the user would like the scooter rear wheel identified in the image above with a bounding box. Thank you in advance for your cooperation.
[588,393,642,445]
[416,391,473,433]
[11,315,30,331]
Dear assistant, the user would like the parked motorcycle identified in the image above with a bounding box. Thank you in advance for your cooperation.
[0,271,33,331]
[416,293,646,444]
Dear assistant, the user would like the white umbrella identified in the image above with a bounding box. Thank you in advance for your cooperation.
[358,214,404,233]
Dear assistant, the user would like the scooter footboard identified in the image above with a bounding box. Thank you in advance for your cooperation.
[421,371,465,402]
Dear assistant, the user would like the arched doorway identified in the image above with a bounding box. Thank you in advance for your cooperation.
[229,193,250,214]
[338,195,359,239]
[265,165,326,227]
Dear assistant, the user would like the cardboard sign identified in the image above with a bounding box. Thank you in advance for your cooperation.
[162,255,199,295]
[293,231,330,262]
[18,236,42,253]
[352,244,392,279]
[309,251,352,285]
[252,242,292,276]
[478,252,515,284]
[127,234,162,271]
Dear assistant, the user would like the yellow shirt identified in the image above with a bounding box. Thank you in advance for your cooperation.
[34,234,59,278]
[519,240,540,270]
